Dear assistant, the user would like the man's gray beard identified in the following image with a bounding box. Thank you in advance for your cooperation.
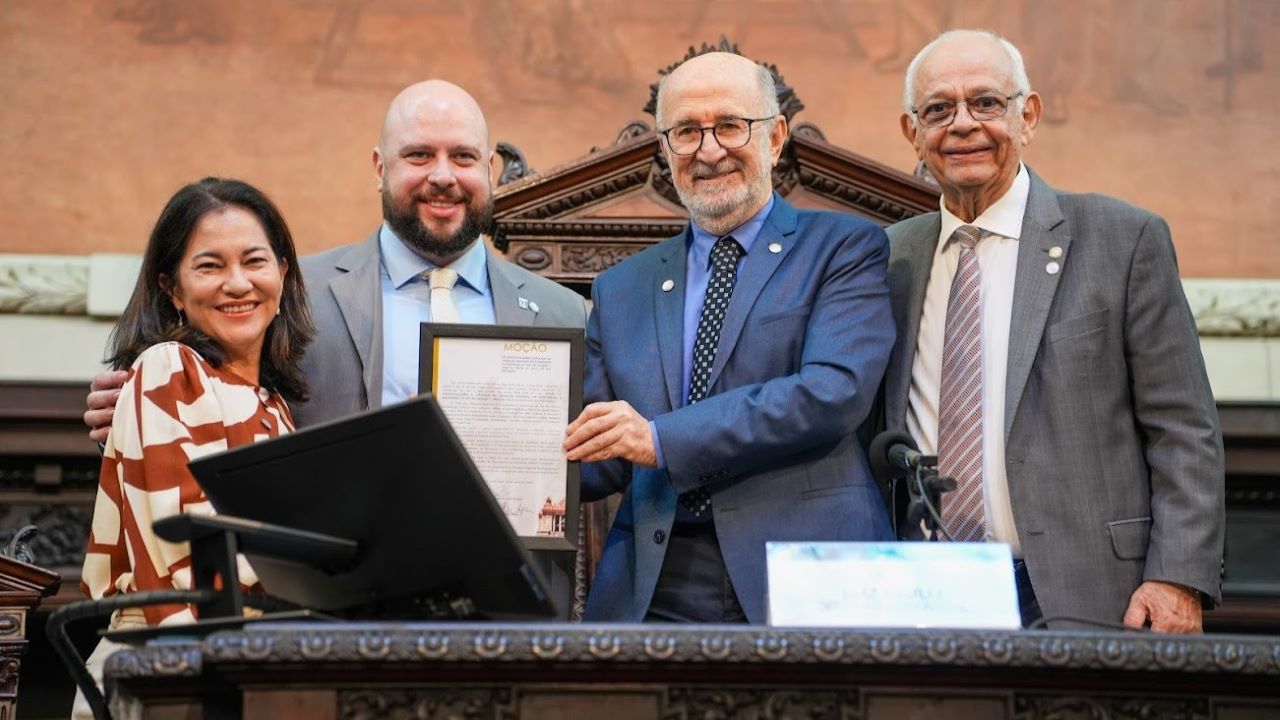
[382,191,494,260]
[673,150,774,230]
[676,179,751,222]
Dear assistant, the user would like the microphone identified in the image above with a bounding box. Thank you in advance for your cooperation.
[870,431,957,541]
[888,443,924,471]
[869,430,924,481]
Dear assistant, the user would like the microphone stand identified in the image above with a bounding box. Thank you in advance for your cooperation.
[901,454,957,542]
[48,515,357,720]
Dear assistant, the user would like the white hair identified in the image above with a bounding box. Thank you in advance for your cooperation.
[655,59,781,129]
[902,29,1032,113]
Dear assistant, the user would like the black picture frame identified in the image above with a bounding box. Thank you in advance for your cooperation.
[419,323,584,552]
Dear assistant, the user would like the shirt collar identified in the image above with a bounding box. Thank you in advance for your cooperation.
[939,164,1030,247]
[689,194,776,269]
[379,223,490,293]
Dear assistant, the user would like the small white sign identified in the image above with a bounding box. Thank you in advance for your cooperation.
[765,542,1021,629]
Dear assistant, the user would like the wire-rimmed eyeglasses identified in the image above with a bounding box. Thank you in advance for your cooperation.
[910,92,1023,129]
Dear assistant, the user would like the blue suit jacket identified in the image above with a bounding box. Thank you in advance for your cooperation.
[581,196,896,623]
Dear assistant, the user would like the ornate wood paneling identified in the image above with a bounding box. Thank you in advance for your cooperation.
[0,382,99,611]
[105,625,1280,719]
[0,556,60,720]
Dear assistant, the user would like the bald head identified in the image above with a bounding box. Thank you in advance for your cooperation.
[656,52,779,130]
[380,79,490,152]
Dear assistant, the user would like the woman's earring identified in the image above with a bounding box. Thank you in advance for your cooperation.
[177,310,186,327]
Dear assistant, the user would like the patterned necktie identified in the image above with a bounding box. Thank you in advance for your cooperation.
[938,225,987,542]
[428,267,460,323]
[680,235,743,519]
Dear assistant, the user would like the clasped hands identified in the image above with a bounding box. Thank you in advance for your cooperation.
[563,401,657,468]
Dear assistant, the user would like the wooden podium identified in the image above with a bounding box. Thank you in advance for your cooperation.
[102,624,1280,719]
[0,555,61,720]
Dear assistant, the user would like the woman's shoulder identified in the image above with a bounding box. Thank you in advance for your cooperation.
[130,341,208,369]
[127,342,214,392]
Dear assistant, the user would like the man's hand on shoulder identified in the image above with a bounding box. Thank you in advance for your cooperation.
[564,401,657,468]
[1123,580,1203,634]
[85,370,129,443]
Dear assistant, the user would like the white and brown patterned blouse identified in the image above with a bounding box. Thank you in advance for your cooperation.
[81,341,294,627]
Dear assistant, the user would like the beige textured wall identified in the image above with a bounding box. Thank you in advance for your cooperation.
[2,0,1277,277]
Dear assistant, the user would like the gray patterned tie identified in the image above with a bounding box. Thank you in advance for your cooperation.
[680,235,743,518]
[938,225,987,542]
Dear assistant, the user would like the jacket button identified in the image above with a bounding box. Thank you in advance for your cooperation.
[653,529,666,544]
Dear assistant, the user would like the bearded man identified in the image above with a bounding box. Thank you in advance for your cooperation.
[562,52,895,623]
[293,79,587,425]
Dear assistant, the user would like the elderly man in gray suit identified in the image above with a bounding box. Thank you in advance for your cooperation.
[85,80,588,613]
[883,30,1224,632]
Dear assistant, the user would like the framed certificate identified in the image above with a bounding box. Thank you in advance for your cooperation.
[419,324,584,551]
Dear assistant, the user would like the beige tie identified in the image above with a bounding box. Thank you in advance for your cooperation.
[428,267,460,323]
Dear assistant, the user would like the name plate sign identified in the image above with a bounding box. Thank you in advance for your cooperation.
[766,542,1021,629]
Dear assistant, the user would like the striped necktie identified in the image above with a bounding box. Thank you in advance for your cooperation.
[938,225,987,542]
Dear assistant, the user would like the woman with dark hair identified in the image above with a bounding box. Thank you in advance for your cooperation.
[73,177,313,716]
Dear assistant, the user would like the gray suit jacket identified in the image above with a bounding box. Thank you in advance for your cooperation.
[884,169,1224,628]
[292,230,589,427]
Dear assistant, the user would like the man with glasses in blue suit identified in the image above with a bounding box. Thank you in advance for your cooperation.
[564,50,896,624]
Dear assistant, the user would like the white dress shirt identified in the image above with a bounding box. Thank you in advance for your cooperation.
[907,165,1030,556]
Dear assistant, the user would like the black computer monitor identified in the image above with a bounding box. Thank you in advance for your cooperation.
[189,397,557,620]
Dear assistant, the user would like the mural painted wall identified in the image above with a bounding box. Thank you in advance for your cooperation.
[2,0,1277,277]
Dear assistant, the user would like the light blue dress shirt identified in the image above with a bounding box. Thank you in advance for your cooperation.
[650,195,775,467]
[379,225,495,407]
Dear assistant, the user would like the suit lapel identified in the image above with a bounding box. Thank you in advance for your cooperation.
[330,231,384,408]
[1004,170,1069,437]
[654,233,688,410]
[486,246,538,326]
[708,197,796,392]
[885,216,941,432]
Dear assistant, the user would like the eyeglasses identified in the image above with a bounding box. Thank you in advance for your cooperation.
[911,92,1023,129]
[659,116,776,156]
